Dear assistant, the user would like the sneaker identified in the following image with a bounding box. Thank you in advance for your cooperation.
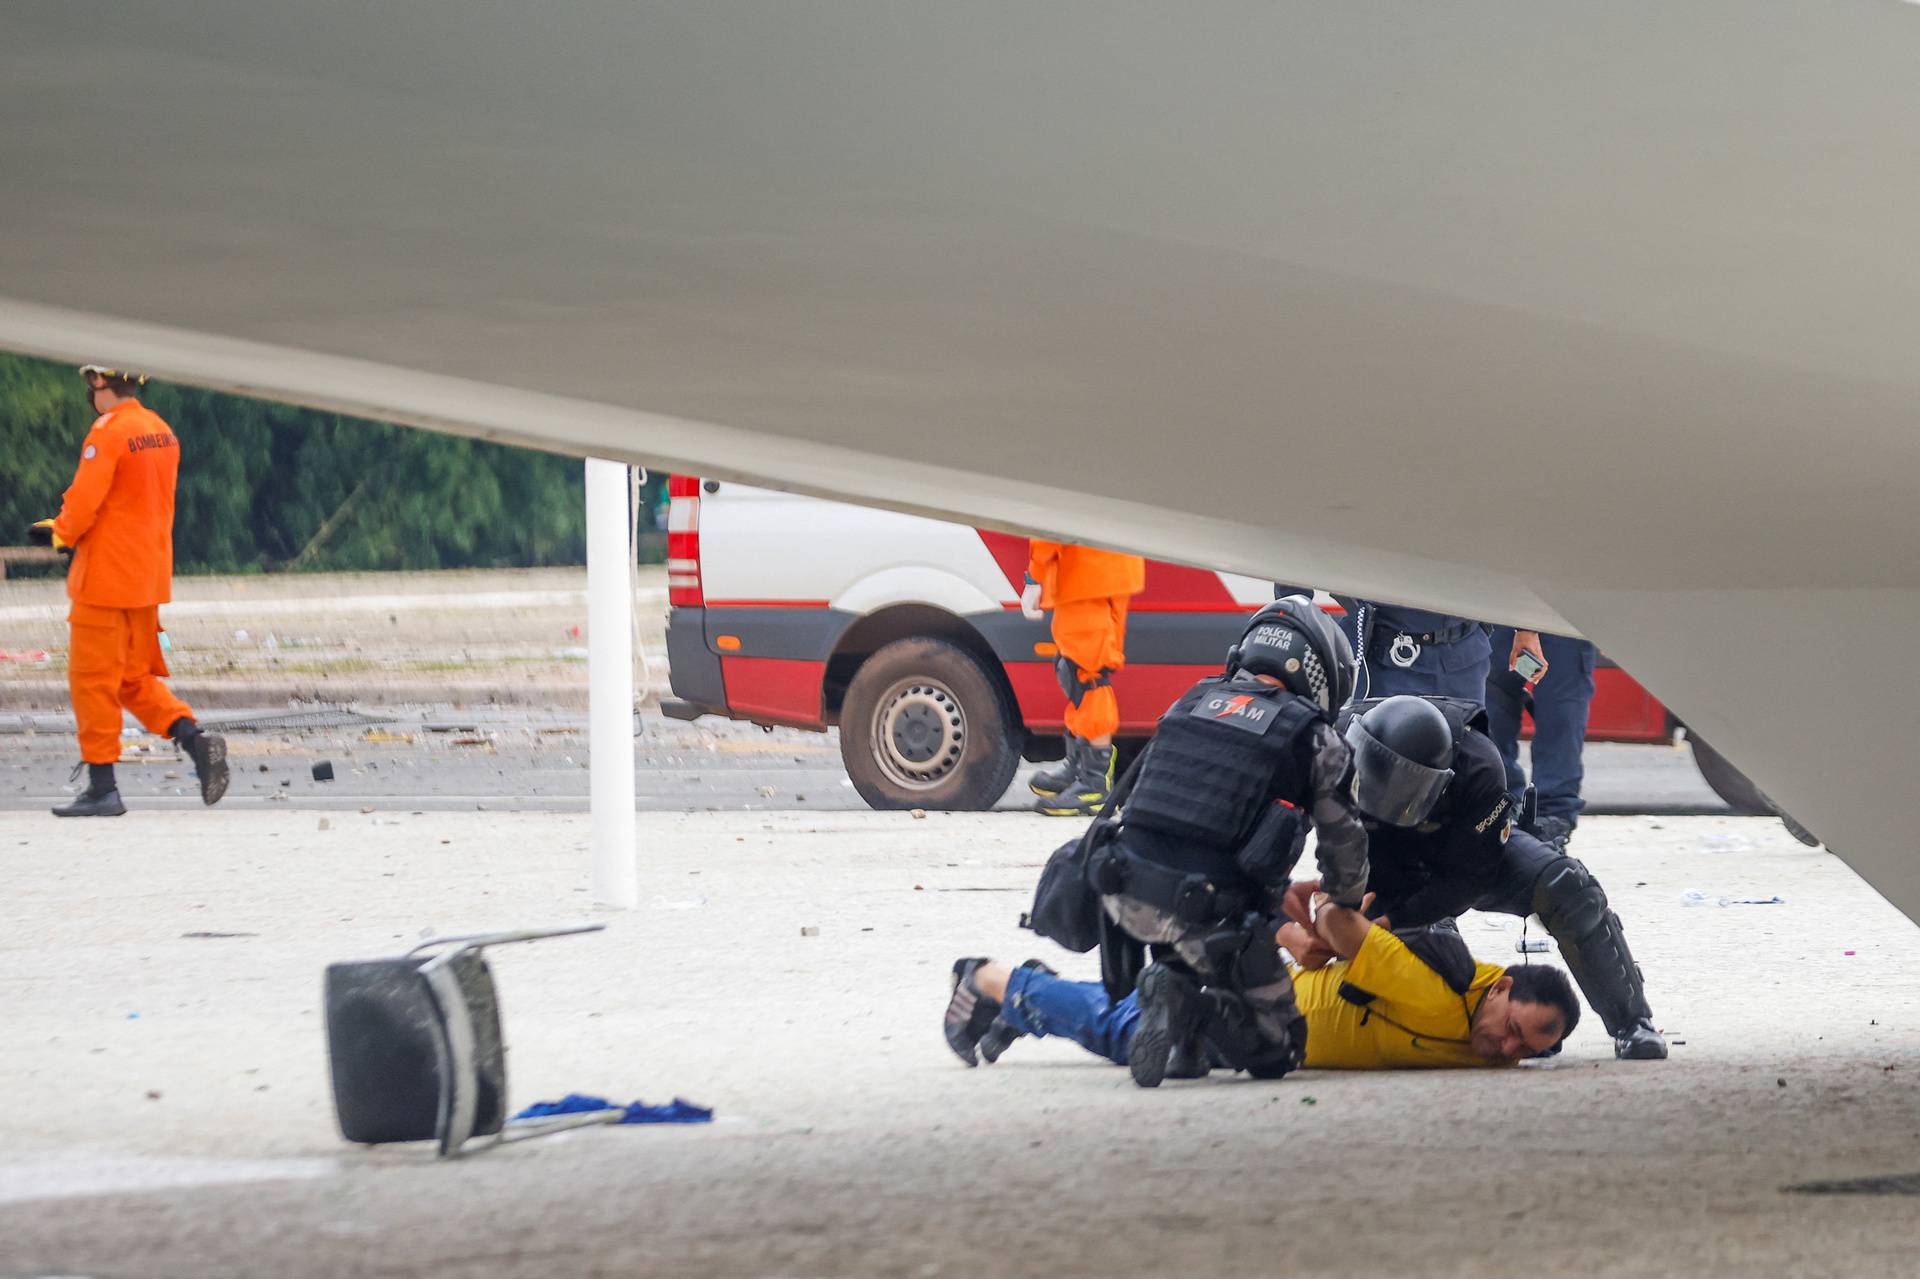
[1614,1018,1669,1061]
[1027,737,1083,798]
[1034,744,1115,817]
[978,959,1056,1063]
[944,957,1001,1068]
[1129,963,1202,1089]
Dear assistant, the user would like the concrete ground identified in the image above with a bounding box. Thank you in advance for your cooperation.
[1,810,1916,1277]
[0,705,1735,817]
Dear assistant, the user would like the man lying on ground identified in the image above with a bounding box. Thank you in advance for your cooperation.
[946,892,1579,1075]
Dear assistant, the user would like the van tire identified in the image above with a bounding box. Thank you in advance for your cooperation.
[840,638,1023,811]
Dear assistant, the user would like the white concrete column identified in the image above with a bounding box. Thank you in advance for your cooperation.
[585,457,638,908]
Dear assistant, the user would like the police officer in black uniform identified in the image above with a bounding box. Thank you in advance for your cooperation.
[1301,695,1666,1060]
[1090,596,1372,1088]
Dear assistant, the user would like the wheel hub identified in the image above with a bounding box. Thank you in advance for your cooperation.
[872,681,966,789]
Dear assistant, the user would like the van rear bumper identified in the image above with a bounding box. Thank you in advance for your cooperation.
[665,607,727,714]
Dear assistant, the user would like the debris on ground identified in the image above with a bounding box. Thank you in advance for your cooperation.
[911,808,927,819]
[512,1094,712,1125]
[311,761,335,782]
[800,925,820,937]
[1681,891,1785,907]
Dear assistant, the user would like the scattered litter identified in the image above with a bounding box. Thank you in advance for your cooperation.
[0,649,50,664]
[362,729,415,744]
[268,792,289,802]
[165,770,182,780]
[258,764,270,773]
[233,629,250,643]
[1844,950,1856,956]
[318,818,332,831]
[1515,938,1551,954]
[451,737,489,747]
[146,1090,163,1101]
[755,786,777,798]
[279,779,292,787]
[795,794,806,802]
[181,931,259,939]
[910,808,927,819]
[799,926,820,937]
[1671,1039,1687,1046]
[1681,891,1784,907]
[514,1094,712,1125]
[312,761,335,782]
[359,806,375,815]
[1300,1096,1318,1106]
[1777,1078,1787,1087]
[652,896,709,911]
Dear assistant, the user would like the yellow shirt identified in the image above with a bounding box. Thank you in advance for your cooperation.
[1294,927,1509,1069]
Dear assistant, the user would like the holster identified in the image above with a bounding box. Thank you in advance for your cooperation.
[1090,845,1249,926]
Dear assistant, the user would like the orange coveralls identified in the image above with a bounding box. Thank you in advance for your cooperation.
[51,398,194,764]
[1026,541,1146,741]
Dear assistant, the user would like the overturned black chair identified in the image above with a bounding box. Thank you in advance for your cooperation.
[325,924,621,1158]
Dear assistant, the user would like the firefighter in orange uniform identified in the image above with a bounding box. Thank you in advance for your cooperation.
[27,365,229,817]
[1021,540,1146,814]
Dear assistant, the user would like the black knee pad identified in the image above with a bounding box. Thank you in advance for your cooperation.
[1054,656,1112,708]
[1533,856,1608,938]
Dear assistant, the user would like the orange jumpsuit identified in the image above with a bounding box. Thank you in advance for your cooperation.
[1027,541,1146,741]
[51,398,194,765]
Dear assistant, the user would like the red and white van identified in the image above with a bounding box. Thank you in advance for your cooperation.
[662,477,1715,811]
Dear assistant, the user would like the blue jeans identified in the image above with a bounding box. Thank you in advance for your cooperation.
[1000,967,1140,1065]
[1486,628,1597,821]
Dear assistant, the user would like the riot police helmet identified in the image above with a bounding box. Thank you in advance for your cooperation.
[1226,595,1354,713]
[1345,695,1457,826]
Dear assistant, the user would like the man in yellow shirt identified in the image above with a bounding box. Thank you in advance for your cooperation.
[945,894,1577,1074]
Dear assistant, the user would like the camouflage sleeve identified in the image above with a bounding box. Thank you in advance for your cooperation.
[1305,720,1369,907]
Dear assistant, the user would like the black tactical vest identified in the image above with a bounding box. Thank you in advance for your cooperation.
[1344,694,1489,745]
[1123,677,1324,856]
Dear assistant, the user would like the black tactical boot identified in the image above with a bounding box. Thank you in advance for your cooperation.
[170,718,229,807]
[1614,1018,1669,1060]
[1027,736,1084,798]
[1166,1038,1213,1080]
[1129,963,1203,1089]
[978,958,1056,1064]
[1034,743,1116,817]
[53,763,126,818]
[1529,814,1575,851]
[944,957,1003,1068]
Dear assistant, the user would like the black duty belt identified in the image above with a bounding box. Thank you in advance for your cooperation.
[1368,620,1485,655]
[1088,844,1249,925]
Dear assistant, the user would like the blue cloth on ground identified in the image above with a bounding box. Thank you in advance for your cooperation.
[513,1093,713,1124]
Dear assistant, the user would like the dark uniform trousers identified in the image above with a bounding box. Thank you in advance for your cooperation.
[1339,602,1492,704]
[1486,627,1598,823]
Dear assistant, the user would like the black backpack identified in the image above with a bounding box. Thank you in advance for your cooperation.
[1019,748,1150,953]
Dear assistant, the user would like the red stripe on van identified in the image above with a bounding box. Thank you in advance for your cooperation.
[976,530,1240,610]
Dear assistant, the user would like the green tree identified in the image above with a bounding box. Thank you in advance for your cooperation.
[0,352,595,574]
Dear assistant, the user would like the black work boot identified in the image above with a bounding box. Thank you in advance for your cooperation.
[1166,1038,1213,1080]
[1027,736,1084,798]
[170,718,229,807]
[1034,743,1116,817]
[944,957,1003,1068]
[978,958,1056,1064]
[1529,814,1575,852]
[1129,964,1203,1089]
[53,763,126,818]
[1614,1018,1669,1060]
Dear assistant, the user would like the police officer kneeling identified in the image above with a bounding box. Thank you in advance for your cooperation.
[1091,596,1371,1088]
[1303,695,1665,1060]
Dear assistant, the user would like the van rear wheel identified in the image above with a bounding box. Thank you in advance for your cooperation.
[839,638,1023,811]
